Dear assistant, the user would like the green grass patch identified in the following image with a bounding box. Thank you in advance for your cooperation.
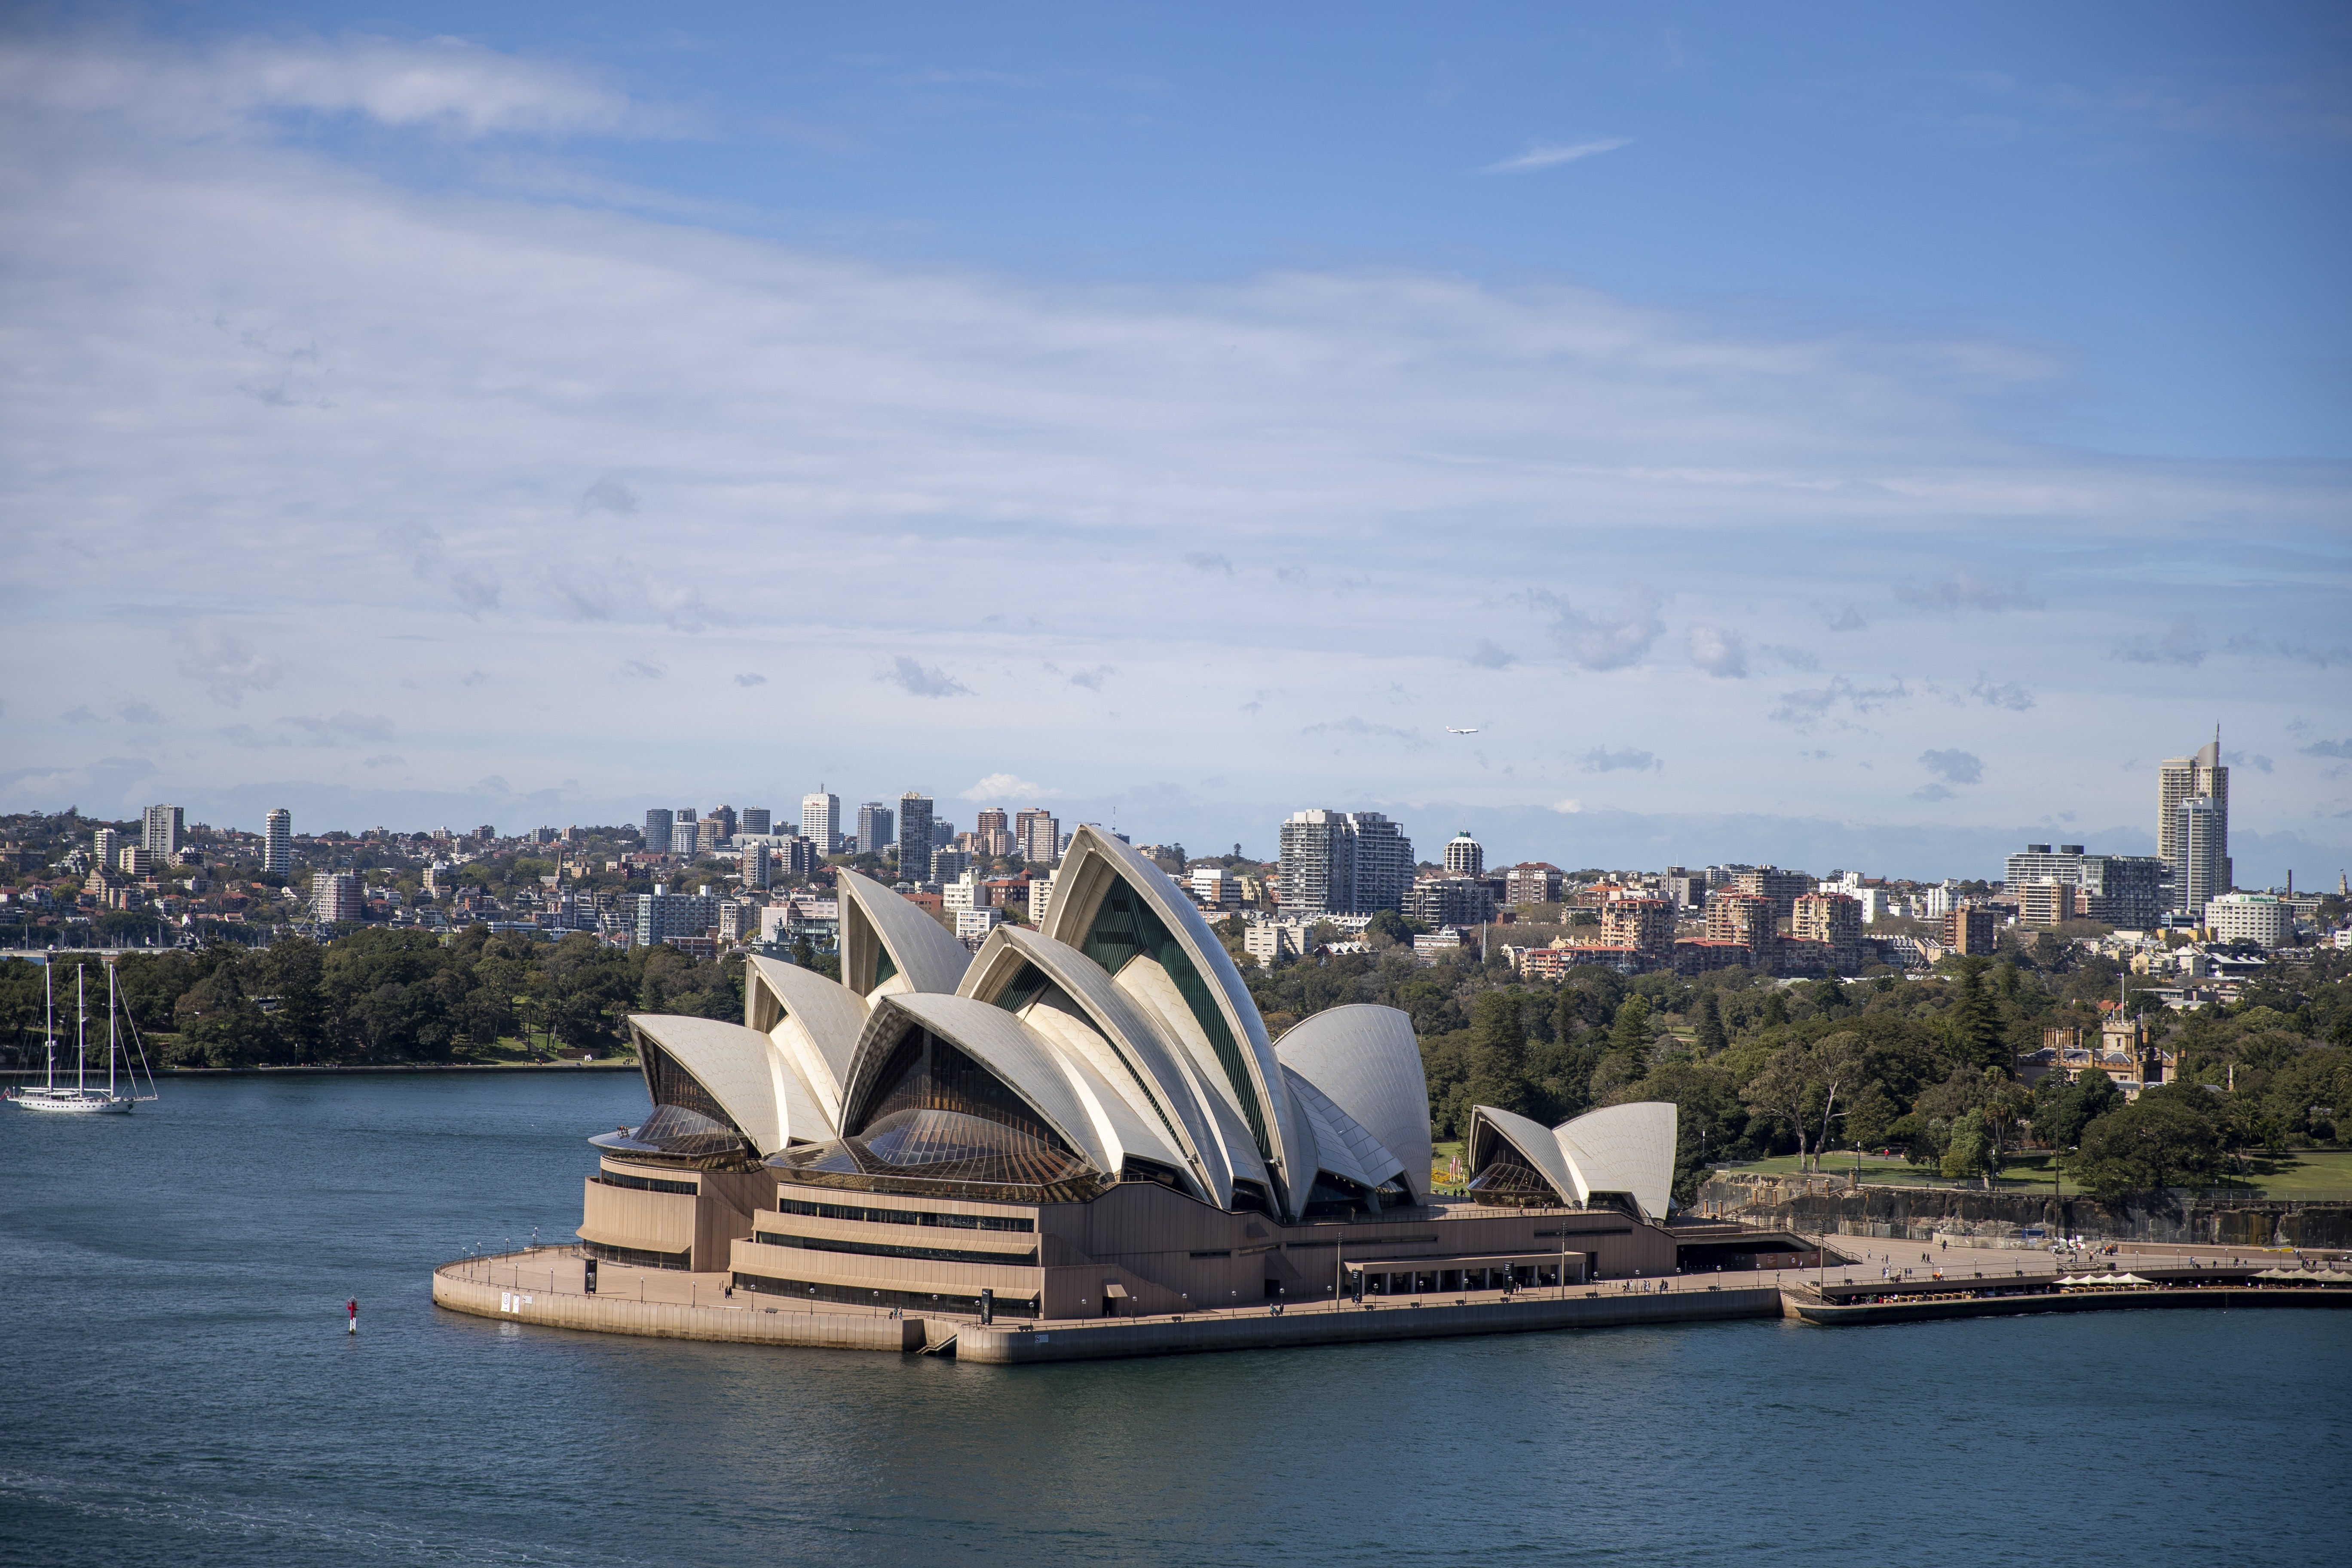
[1716,1147,2352,1198]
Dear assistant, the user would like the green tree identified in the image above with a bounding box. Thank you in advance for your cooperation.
[1609,995,1651,1056]
[1694,992,1727,1054]
[1760,989,1789,1029]
[2034,1069,2122,1151]
[2065,1086,2223,1199]
[1945,958,2007,1072]
[1941,1109,1995,1185]
[1742,1038,1836,1169]
[1459,990,1537,1121]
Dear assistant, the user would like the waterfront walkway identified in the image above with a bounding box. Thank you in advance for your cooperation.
[432,1232,2351,1361]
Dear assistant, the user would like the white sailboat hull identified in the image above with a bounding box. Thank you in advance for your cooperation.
[11,1089,135,1115]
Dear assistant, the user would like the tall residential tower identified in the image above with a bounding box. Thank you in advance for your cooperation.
[2159,732,2230,912]
[262,808,293,875]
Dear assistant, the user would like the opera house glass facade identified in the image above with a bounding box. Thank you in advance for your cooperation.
[579,826,1683,1320]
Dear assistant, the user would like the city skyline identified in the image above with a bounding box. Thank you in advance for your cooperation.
[3,9,2348,882]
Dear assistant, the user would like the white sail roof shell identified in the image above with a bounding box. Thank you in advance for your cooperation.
[1281,1066,1406,1194]
[842,992,1117,1179]
[628,1014,830,1156]
[743,955,867,1129]
[1040,825,1316,1217]
[1467,1099,1679,1220]
[1468,1104,1580,1208]
[1554,1101,1678,1221]
[836,870,971,998]
[960,925,1233,1204]
[1274,1004,1431,1200]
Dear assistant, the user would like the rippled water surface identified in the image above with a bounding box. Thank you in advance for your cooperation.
[2,1074,2347,1567]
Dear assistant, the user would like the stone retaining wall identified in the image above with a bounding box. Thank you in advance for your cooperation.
[1704,1174,2352,1250]
[431,1265,925,1351]
[955,1286,1784,1364]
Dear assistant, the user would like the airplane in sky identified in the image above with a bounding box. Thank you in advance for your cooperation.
[1445,726,1479,735]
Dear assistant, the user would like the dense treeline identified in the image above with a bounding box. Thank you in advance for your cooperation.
[0,930,750,1067]
[9,923,2346,1208]
[1246,936,2352,1204]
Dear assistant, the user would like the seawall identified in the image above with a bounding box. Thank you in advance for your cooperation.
[953,1286,1785,1364]
[1706,1173,2352,1250]
[431,1263,925,1351]
[1787,1285,2352,1327]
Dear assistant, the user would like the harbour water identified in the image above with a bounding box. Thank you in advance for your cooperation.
[3,1075,2347,1566]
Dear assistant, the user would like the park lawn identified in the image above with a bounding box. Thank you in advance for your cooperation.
[1717,1147,2352,1197]
[2215,1148,2352,1197]
[1715,1152,2066,1192]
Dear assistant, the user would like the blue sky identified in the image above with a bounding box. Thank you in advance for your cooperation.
[2,3,2348,879]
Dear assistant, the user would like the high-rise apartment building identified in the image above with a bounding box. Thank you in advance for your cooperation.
[1791,892,1862,962]
[709,805,738,842]
[855,802,896,858]
[740,807,771,837]
[1600,895,1676,957]
[2159,735,2229,910]
[2003,842,2165,930]
[1443,831,1484,877]
[312,870,363,925]
[142,804,184,860]
[972,807,1014,860]
[1704,892,1776,955]
[643,808,674,855]
[1945,906,1999,956]
[1732,866,1814,922]
[636,886,718,947]
[1504,863,1565,906]
[92,827,122,866]
[897,792,935,879]
[2078,855,2166,931]
[1016,808,1060,866]
[1663,868,1707,910]
[2005,844,2089,885]
[1277,809,1413,916]
[2177,797,2228,922]
[263,808,292,875]
[930,846,973,884]
[802,792,841,854]
[1405,876,1495,929]
[2017,882,2083,927]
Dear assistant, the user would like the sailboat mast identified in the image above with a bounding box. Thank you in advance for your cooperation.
[107,962,117,1098]
[45,960,55,1093]
[77,964,86,1094]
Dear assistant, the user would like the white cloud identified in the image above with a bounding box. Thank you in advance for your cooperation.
[172,622,285,707]
[1551,798,1584,814]
[1896,570,2045,614]
[1687,625,1748,679]
[1481,138,1632,175]
[2114,617,2207,666]
[0,30,641,140]
[961,773,1058,800]
[1919,748,1984,785]
[0,24,2346,840]
[1578,746,1660,773]
[879,657,972,698]
[1524,589,1665,672]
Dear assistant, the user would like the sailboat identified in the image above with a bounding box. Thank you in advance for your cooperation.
[8,958,159,1115]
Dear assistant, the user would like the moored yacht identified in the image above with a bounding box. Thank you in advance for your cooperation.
[9,959,156,1115]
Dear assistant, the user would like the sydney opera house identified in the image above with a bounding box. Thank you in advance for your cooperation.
[579,826,1687,1320]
